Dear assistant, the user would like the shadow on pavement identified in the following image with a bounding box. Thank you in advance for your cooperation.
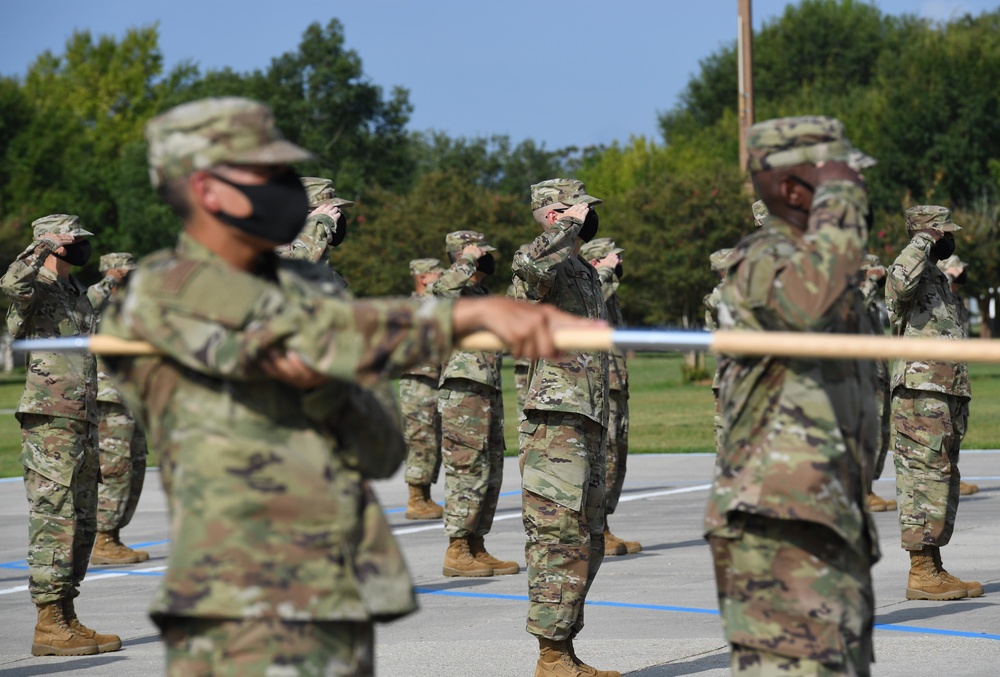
[876,600,992,625]
[0,654,128,676]
[415,578,498,592]
[123,633,161,647]
[626,650,729,676]
[640,539,706,553]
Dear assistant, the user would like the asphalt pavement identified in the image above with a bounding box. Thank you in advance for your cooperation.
[2,452,999,676]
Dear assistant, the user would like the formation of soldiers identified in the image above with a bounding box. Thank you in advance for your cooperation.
[0,95,987,677]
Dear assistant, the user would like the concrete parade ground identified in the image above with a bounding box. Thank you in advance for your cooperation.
[2,452,1000,676]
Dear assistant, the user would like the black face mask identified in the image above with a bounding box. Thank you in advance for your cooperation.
[212,170,309,245]
[476,253,496,276]
[930,237,955,262]
[614,263,624,280]
[865,206,875,233]
[876,275,886,290]
[54,240,92,267]
[954,270,967,286]
[579,209,599,242]
[328,213,348,247]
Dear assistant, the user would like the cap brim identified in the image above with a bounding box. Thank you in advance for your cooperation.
[481,245,497,252]
[72,228,95,238]
[564,194,603,207]
[314,197,355,208]
[228,140,315,166]
[845,149,877,171]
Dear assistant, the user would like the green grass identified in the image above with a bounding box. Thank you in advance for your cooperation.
[2,356,1000,477]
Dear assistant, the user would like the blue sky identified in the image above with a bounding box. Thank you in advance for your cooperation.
[0,1,995,149]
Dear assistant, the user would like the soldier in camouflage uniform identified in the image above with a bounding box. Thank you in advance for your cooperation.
[859,254,896,513]
[96,97,582,675]
[936,254,979,497]
[513,179,617,677]
[704,247,733,454]
[507,283,532,415]
[431,231,519,577]
[886,205,981,601]
[581,237,639,557]
[275,177,353,288]
[400,258,446,520]
[709,116,881,676]
[86,253,151,566]
[1,215,122,656]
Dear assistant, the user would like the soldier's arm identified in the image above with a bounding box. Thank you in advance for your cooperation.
[0,238,60,308]
[886,232,934,305]
[279,214,334,263]
[511,216,581,301]
[428,255,476,299]
[704,286,721,331]
[87,275,120,313]
[752,181,867,330]
[595,264,617,301]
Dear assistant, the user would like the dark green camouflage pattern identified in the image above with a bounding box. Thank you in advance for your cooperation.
[95,401,148,533]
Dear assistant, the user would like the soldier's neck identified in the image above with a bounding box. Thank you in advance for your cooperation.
[185,216,264,272]
[42,254,71,280]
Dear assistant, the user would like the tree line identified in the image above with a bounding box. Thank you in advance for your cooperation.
[1,1,998,332]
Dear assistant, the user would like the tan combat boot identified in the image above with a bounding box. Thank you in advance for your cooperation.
[63,597,122,653]
[930,546,984,598]
[535,637,585,676]
[469,535,520,575]
[31,601,98,656]
[906,547,968,600]
[113,528,149,562]
[867,492,897,512]
[90,531,142,565]
[604,524,641,556]
[405,484,444,520]
[959,481,980,496]
[568,637,622,677]
[442,536,492,577]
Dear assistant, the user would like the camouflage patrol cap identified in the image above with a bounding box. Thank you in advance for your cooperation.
[445,230,496,256]
[580,237,624,261]
[861,253,882,271]
[530,179,603,211]
[746,116,875,173]
[32,214,93,240]
[301,177,354,208]
[904,205,961,233]
[99,252,138,273]
[145,97,314,188]
[709,248,734,272]
[752,200,769,227]
[409,258,442,276]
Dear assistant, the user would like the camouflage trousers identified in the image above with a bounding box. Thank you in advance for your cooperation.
[439,379,504,538]
[892,388,968,550]
[605,389,629,514]
[162,616,374,677]
[708,514,874,676]
[399,375,441,486]
[19,414,99,604]
[519,411,606,640]
[514,360,530,415]
[712,388,723,455]
[872,376,891,481]
[96,400,148,533]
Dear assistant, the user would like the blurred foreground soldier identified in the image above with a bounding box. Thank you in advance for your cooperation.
[708,116,880,675]
[514,179,616,677]
[431,231,518,576]
[98,97,586,676]
[581,237,639,556]
[400,258,445,519]
[936,254,978,496]
[886,206,981,600]
[859,254,896,513]
[87,253,150,565]
[275,176,353,277]
[703,247,733,454]
[1,215,121,656]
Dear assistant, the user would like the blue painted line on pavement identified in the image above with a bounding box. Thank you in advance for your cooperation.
[0,539,170,570]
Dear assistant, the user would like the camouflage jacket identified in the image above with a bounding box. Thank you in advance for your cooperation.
[431,254,502,389]
[596,266,628,394]
[88,275,126,404]
[1,239,98,424]
[99,233,457,623]
[703,282,726,391]
[885,233,971,398]
[274,214,349,291]
[512,217,609,426]
[400,291,443,381]
[859,276,889,393]
[707,182,879,561]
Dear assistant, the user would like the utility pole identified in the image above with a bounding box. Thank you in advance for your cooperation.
[737,0,755,172]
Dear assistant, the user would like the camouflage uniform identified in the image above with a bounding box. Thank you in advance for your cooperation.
[704,248,733,454]
[513,179,609,642]
[87,253,149,558]
[859,255,894,511]
[431,232,507,543]
[885,207,970,551]
[506,283,531,415]
[275,176,353,293]
[2,215,100,611]
[708,117,880,676]
[400,259,444,490]
[100,97,462,674]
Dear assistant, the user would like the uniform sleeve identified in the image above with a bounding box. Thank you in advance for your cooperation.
[277,214,334,263]
[511,217,581,301]
[0,239,58,309]
[87,276,120,314]
[746,181,867,331]
[429,256,476,299]
[596,265,617,301]
[885,233,934,331]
